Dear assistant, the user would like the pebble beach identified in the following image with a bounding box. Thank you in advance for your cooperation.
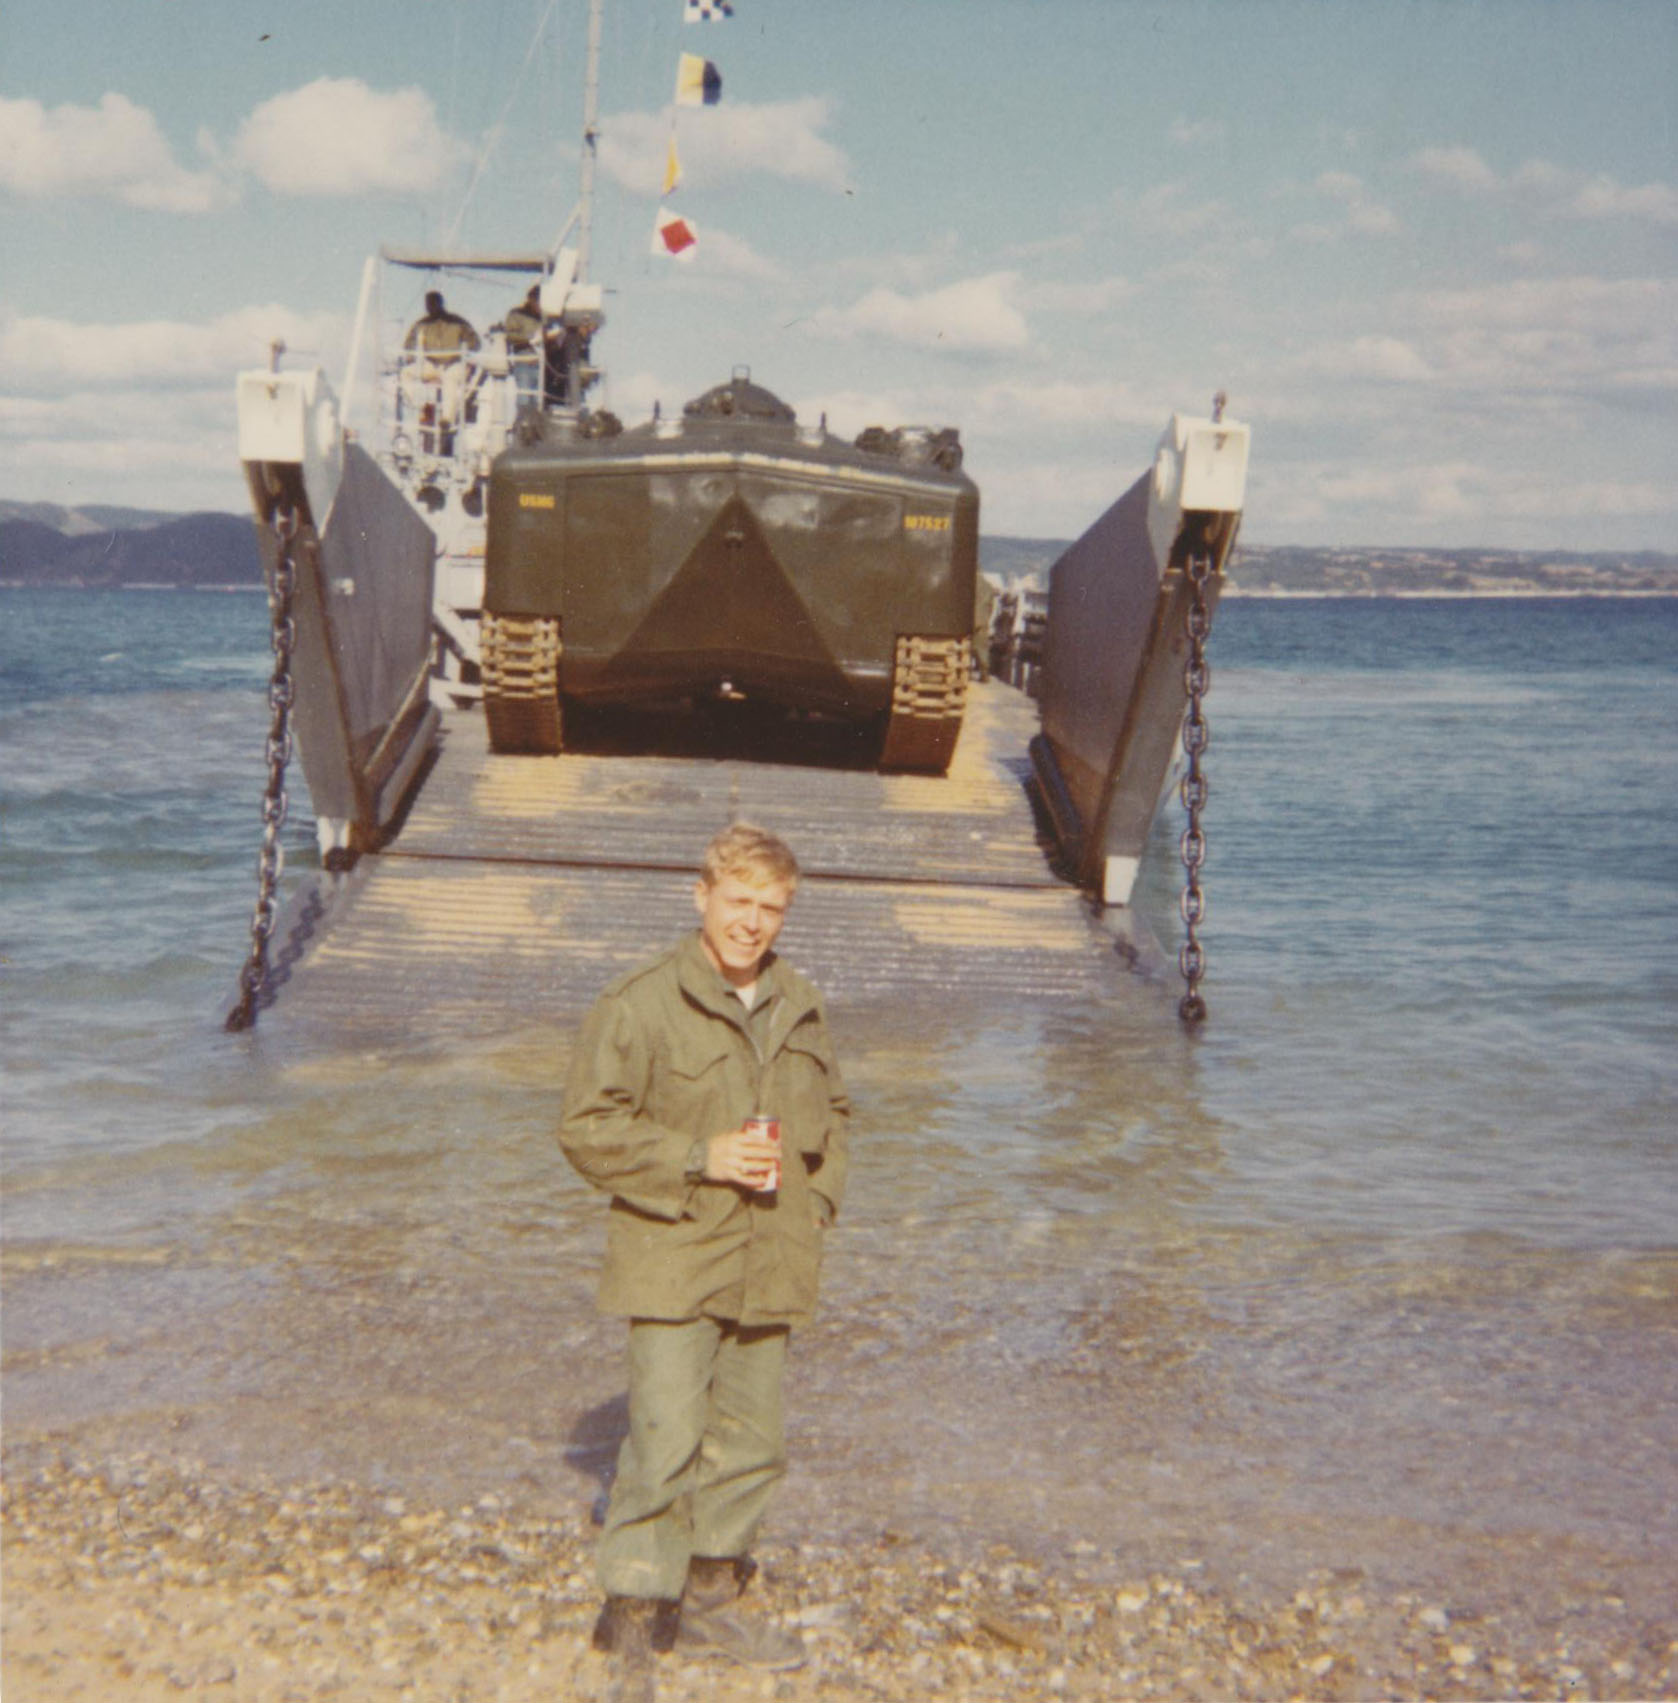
[5,1443,1674,1702]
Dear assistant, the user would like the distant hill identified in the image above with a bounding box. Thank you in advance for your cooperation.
[983,533,1678,595]
[1227,542,1678,597]
[0,499,187,535]
[1,499,1673,595]
[0,505,260,588]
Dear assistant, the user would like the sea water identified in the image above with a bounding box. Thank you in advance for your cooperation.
[3,585,1675,1631]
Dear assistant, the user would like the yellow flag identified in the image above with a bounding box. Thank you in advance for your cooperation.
[663,133,683,196]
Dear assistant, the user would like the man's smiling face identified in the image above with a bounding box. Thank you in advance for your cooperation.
[694,870,792,987]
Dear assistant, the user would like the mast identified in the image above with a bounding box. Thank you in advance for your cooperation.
[575,0,603,287]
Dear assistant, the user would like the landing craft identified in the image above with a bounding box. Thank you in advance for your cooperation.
[226,0,1250,1034]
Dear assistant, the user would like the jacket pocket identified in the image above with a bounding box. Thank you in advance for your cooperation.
[773,1033,835,1154]
[653,1041,737,1132]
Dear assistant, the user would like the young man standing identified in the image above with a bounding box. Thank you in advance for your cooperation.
[560,823,849,1687]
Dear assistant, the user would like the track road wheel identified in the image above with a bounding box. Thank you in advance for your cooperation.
[481,612,562,754]
[878,635,970,774]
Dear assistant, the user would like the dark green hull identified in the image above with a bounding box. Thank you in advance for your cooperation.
[480,377,977,768]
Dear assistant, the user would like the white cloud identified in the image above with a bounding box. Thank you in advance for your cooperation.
[1263,276,1675,411]
[600,97,849,196]
[1414,277,1678,396]
[1,306,347,391]
[691,227,788,282]
[1566,174,1678,225]
[810,272,1031,353]
[0,80,471,209]
[1115,183,1228,237]
[1144,255,1244,292]
[979,456,1146,537]
[1511,158,1571,196]
[0,382,247,512]
[1417,275,1673,336]
[1314,171,1398,236]
[233,79,464,196]
[597,367,665,422]
[1414,145,1678,226]
[1021,275,1134,316]
[968,379,1163,431]
[1410,145,1500,193]
[1348,203,1398,236]
[1169,117,1226,147]
[1265,458,1675,534]
[827,230,963,292]
[1315,171,1362,200]
[1300,334,1433,383]
[0,92,226,212]
[798,385,933,442]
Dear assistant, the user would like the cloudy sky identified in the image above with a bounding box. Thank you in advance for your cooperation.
[2,0,1674,549]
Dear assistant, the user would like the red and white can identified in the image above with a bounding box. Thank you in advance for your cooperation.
[745,1114,780,1194]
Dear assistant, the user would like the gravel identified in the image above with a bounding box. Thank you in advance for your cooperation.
[5,1445,1673,1700]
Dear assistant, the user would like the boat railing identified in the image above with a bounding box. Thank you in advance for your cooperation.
[383,336,537,480]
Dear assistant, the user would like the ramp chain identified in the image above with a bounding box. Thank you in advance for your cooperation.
[227,497,300,1032]
[481,611,563,754]
[878,635,970,774]
[1178,549,1213,1024]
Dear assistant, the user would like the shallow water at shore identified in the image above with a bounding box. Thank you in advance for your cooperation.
[4,589,1677,1685]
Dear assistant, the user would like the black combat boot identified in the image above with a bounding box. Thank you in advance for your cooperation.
[591,1594,678,1654]
[591,1595,677,1703]
[676,1554,805,1670]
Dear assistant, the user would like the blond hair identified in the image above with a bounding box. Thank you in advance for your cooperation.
[700,822,800,891]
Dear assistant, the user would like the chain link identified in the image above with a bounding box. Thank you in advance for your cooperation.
[1178,547,1214,1024]
[226,501,299,1032]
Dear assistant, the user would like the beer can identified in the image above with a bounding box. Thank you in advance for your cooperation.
[745,1114,780,1194]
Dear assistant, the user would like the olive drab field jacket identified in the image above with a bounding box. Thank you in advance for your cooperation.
[560,932,850,1328]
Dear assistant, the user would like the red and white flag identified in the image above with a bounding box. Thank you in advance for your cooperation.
[653,207,699,260]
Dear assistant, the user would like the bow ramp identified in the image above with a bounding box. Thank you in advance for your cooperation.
[254,682,1150,1046]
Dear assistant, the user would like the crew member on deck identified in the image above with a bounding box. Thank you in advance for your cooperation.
[402,291,481,454]
[501,284,545,408]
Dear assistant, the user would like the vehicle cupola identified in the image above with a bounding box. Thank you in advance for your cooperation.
[683,365,796,424]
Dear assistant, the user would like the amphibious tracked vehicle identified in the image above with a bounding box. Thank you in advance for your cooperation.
[479,370,979,775]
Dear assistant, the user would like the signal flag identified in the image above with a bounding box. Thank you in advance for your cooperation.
[675,53,722,106]
[653,208,699,260]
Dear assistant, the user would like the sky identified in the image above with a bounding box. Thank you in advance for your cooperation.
[2,0,1675,550]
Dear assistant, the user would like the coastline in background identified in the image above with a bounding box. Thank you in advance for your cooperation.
[3,498,1676,597]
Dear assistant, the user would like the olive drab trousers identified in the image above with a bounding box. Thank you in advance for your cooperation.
[598,1317,789,1600]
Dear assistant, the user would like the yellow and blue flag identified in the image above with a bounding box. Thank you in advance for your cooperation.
[675,53,722,107]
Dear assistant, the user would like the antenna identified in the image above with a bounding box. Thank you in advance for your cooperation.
[576,0,604,286]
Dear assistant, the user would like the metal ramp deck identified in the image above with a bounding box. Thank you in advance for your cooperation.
[256,681,1148,1044]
